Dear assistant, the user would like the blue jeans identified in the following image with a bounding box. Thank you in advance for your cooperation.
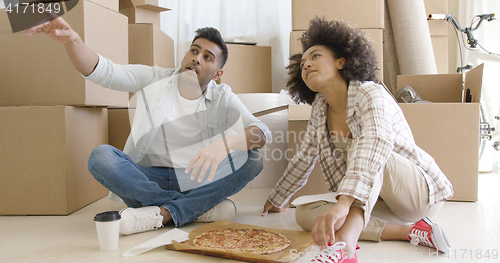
[88,145,263,227]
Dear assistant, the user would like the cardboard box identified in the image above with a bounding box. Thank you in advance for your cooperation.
[119,7,165,27]
[129,23,175,68]
[119,0,170,27]
[291,0,384,30]
[0,106,109,215]
[286,64,483,203]
[290,29,384,79]
[432,36,449,74]
[397,64,484,201]
[120,0,163,9]
[218,44,272,94]
[89,0,120,11]
[108,108,134,151]
[0,1,129,107]
[424,0,449,36]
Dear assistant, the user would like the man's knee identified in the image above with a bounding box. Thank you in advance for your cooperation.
[249,149,263,171]
[242,149,263,176]
[88,144,116,176]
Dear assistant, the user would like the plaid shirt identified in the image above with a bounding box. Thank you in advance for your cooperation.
[268,81,453,209]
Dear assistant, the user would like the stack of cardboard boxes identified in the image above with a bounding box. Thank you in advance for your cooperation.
[120,0,173,68]
[0,0,129,215]
[0,0,179,215]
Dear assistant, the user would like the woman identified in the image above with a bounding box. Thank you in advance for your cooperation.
[262,17,453,262]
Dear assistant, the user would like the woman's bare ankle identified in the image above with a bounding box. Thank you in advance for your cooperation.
[381,222,412,241]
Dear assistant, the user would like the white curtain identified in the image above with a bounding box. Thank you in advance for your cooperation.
[159,0,292,93]
[456,0,500,171]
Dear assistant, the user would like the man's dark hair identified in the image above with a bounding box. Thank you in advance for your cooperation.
[192,27,229,68]
[287,17,379,105]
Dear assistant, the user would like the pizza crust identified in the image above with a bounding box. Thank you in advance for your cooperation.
[192,228,291,254]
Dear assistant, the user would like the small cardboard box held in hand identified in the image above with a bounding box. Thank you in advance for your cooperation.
[0,106,109,215]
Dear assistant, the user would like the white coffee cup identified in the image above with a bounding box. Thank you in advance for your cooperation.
[94,211,121,251]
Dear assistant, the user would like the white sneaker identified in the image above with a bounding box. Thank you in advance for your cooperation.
[119,206,163,235]
[194,199,237,223]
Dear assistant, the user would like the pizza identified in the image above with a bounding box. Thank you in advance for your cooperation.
[192,228,291,254]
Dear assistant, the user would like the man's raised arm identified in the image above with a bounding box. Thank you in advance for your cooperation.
[25,17,98,76]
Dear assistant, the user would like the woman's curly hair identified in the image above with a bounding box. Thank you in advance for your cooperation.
[287,17,379,104]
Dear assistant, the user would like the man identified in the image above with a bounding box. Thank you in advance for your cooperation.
[26,17,271,234]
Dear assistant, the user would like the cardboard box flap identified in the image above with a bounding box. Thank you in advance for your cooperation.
[397,64,484,103]
[288,104,312,121]
[397,74,463,103]
[131,0,160,6]
[464,63,484,103]
[135,4,170,12]
[252,105,289,118]
[120,0,170,11]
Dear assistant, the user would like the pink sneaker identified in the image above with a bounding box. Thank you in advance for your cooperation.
[311,242,358,263]
[408,217,450,253]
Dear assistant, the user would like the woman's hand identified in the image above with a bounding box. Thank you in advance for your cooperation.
[311,196,354,250]
[261,199,288,216]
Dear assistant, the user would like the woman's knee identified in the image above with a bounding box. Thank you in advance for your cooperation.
[383,152,397,180]
[295,201,333,231]
[295,205,315,231]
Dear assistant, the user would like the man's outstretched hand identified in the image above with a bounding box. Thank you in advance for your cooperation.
[25,16,98,76]
[25,17,78,44]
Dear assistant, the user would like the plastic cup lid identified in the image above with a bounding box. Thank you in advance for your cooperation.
[94,211,121,222]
